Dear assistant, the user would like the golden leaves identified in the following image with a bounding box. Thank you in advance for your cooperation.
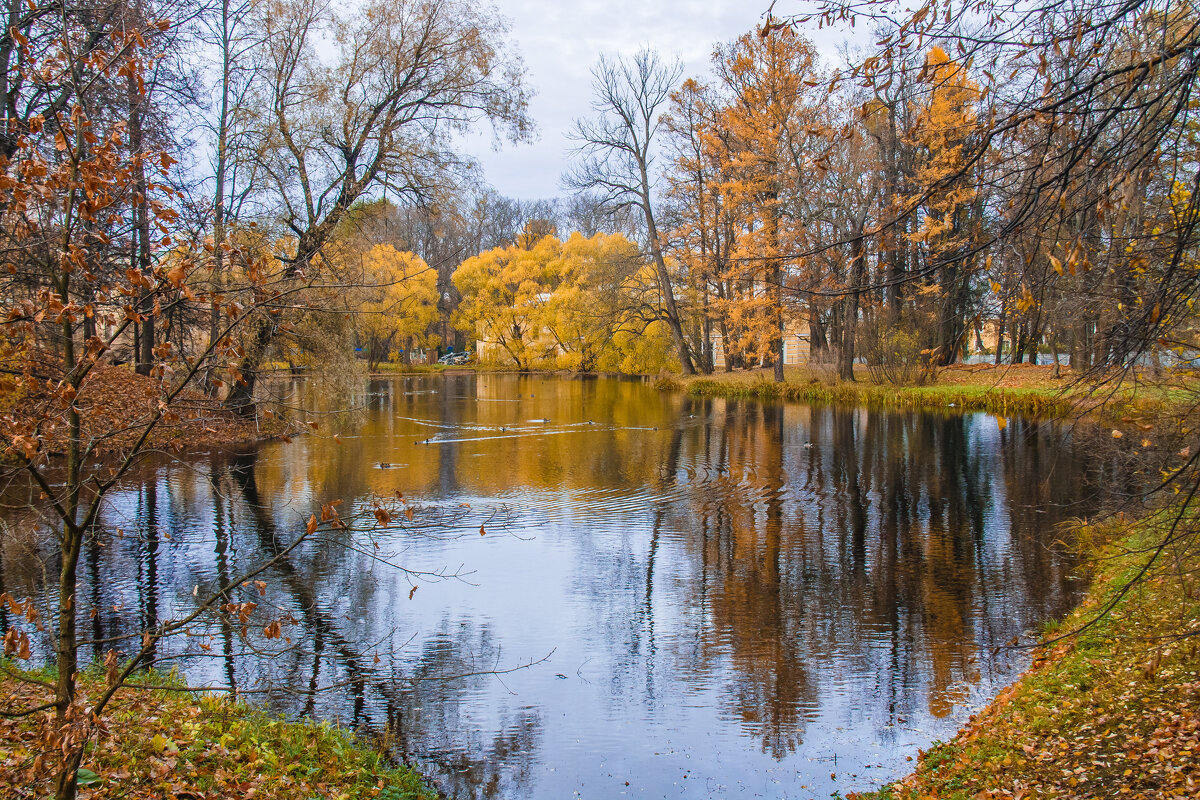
[1016,286,1037,313]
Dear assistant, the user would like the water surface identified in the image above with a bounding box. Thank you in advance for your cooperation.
[1,374,1122,798]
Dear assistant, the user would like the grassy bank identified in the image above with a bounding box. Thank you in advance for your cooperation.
[858,509,1200,800]
[0,666,437,799]
[660,363,1181,421]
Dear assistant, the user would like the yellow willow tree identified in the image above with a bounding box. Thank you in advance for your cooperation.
[541,232,645,370]
[452,237,560,368]
[354,245,440,369]
[452,232,665,371]
[907,46,983,365]
[712,25,829,381]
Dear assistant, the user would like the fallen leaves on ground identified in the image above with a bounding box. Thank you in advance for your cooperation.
[0,669,435,799]
[857,518,1200,800]
[5,363,293,458]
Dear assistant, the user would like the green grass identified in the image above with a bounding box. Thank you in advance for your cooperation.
[660,364,1200,424]
[678,375,1078,419]
[368,362,450,374]
[0,665,438,799]
[368,362,531,374]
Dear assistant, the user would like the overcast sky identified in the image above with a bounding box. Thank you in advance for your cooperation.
[464,0,847,201]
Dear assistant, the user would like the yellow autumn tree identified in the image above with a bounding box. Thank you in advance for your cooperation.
[711,26,829,380]
[908,46,982,365]
[356,245,440,369]
[665,77,736,373]
[452,236,560,368]
[541,232,645,370]
[453,232,678,372]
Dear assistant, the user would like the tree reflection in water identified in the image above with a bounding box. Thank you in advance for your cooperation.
[0,375,1127,799]
[661,397,1102,759]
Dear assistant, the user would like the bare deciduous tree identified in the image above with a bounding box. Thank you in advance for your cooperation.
[225,0,532,410]
[567,50,696,375]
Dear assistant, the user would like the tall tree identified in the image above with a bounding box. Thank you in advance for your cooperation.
[202,0,263,389]
[665,77,732,374]
[711,25,829,381]
[567,49,696,375]
[224,0,531,411]
[906,46,983,365]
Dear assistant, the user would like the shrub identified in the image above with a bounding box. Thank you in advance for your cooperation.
[859,314,937,385]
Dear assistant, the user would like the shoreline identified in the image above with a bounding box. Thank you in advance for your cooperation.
[854,506,1199,799]
[656,363,1183,423]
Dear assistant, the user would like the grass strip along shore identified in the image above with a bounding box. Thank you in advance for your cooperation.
[856,507,1200,800]
[0,665,437,799]
[661,363,1186,422]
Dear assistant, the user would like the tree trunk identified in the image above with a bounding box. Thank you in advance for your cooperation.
[1050,327,1061,378]
[641,194,695,375]
[994,312,1005,366]
[808,303,827,357]
[224,317,273,415]
[53,149,87,800]
[772,261,785,383]
[129,47,153,377]
[838,212,869,381]
[208,0,233,394]
[701,282,714,374]
[839,234,867,381]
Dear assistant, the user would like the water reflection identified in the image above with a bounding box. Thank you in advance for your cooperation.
[2,374,1119,798]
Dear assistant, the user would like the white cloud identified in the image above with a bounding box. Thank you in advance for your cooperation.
[464,0,852,200]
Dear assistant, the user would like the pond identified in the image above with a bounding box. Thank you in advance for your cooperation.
[1,373,1128,799]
